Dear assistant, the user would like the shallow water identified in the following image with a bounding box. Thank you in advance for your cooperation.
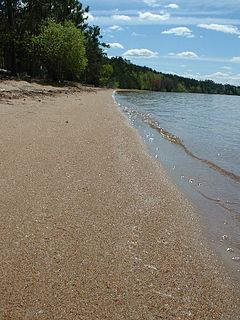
[115,91,240,281]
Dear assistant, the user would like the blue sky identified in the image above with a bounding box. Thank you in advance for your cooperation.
[82,0,240,85]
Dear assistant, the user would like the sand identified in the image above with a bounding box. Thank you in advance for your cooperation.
[0,82,239,319]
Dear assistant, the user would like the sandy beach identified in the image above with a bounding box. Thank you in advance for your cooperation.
[0,82,239,319]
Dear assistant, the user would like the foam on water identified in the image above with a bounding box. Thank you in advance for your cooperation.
[115,90,240,280]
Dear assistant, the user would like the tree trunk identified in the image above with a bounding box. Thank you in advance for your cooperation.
[6,0,17,75]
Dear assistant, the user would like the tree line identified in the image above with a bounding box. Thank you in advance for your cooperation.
[108,57,240,95]
[0,1,240,95]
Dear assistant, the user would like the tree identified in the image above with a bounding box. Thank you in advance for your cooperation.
[0,0,20,74]
[0,1,107,84]
[20,0,89,31]
[17,0,90,75]
[50,0,89,28]
[35,20,87,81]
[99,63,113,87]
[83,25,108,86]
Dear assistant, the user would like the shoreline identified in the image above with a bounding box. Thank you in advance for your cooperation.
[114,90,240,284]
[0,84,239,318]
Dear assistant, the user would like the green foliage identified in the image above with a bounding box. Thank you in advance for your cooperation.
[99,63,113,87]
[0,0,92,77]
[0,0,20,74]
[83,25,108,86]
[19,0,89,32]
[177,83,186,92]
[107,57,240,96]
[35,20,87,80]
[0,1,240,95]
[49,0,89,27]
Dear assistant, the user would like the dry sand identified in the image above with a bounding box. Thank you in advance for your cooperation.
[0,82,239,319]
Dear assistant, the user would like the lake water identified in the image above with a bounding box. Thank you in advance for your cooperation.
[115,91,240,280]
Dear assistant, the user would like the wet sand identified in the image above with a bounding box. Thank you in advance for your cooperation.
[0,85,239,319]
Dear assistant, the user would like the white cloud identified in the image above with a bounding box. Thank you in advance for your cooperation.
[108,25,124,32]
[231,56,240,63]
[131,32,143,36]
[187,71,240,85]
[139,11,170,21]
[162,27,194,38]
[83,12,94,22]
[221,66,232,70]
[112,14,131,21]
[198,24,240,36]
[205,72,240,85]
[210,72,229,77]
[169,51,199,59]
[165,3,179,9]
[91,10,240,28]
[19,1,27,8]
[108,42,124,49]
[123,48,159,58]
[143,0,160,7]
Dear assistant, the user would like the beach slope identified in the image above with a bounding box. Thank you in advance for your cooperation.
[0,86,239,319]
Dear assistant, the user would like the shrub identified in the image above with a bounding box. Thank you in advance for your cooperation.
[35,20,87,81]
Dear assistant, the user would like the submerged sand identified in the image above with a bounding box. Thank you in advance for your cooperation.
[0,83,239,319]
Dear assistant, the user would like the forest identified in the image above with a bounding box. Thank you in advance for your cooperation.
[1,0,240,96]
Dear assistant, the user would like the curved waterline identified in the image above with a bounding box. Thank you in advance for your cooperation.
[122,106,240,184]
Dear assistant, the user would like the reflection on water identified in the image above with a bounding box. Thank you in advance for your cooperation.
[115,91,240,281]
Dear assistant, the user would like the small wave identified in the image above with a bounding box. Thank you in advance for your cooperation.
[122,105,240,184]
[198,191,240,215]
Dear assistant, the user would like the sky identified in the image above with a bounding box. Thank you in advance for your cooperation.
[81,0,240,86]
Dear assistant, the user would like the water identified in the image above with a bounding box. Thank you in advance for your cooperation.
[115,91,240,280]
